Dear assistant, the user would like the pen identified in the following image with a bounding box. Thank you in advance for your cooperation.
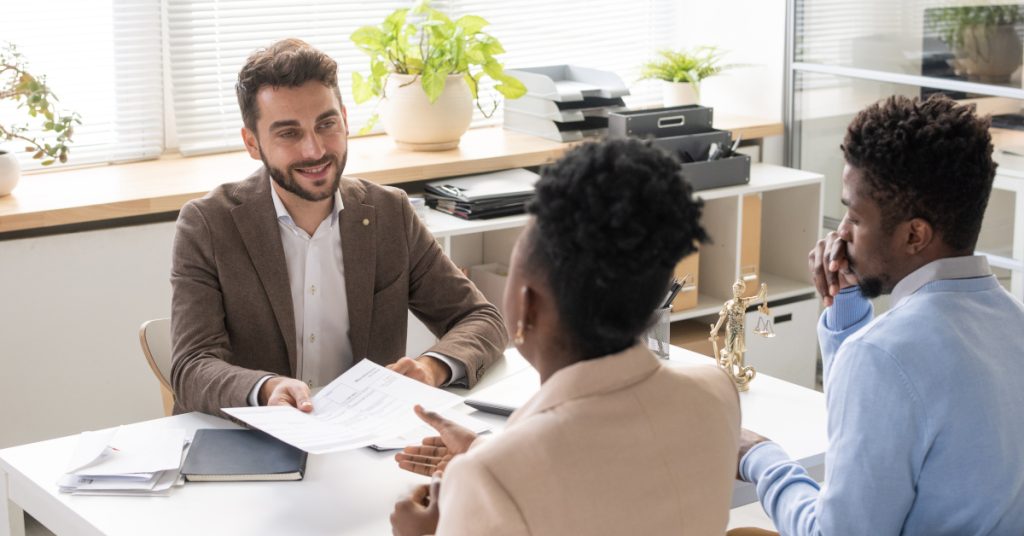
[661,274,692,308]
[661,278,682,309]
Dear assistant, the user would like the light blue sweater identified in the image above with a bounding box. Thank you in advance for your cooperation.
[740,260,1024,535]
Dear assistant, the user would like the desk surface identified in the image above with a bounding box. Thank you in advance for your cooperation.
[0,346,825,536]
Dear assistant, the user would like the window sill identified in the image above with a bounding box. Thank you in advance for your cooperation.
[0,119,782,235]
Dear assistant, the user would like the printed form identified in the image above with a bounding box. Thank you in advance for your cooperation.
[224,359,466,454]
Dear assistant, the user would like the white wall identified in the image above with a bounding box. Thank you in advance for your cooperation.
[0,223,173,448]
[673,0,787,122]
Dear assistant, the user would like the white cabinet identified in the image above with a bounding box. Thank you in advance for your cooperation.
[744,297,820,389]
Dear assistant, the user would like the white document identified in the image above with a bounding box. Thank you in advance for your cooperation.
[464,366,541,415]
[370,409,491,451]
[224,359,465,454]
[59,427,188,496]
[68,427,186,476]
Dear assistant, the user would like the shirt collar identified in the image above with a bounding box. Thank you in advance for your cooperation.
[890,255,991,306]
[268,175,344,227]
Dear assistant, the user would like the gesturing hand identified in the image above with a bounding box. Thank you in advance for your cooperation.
[395,405,477,476]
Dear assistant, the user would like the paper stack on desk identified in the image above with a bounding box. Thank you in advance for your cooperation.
[58,427,187,496]
[225,359,489,454]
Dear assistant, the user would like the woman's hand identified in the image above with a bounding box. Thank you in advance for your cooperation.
[395,405,477,476]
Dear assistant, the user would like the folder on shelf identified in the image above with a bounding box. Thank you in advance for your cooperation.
[425,168,539,220]
[180,429,307,482]
[740,194,762,297]
[671,252,700,311]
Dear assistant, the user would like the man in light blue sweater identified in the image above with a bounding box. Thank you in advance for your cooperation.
[735,95,1024,535]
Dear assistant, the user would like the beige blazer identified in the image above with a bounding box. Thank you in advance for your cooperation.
[436,344,740,536]
[169,168,507,416]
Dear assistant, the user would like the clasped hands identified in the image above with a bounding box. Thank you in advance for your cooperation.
[258,354,451,411]
[390,405,479,536]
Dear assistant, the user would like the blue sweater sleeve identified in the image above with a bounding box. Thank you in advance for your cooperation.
[817,286,872,383]
[740,339,926,536]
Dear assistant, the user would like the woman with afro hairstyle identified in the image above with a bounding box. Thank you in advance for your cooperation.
[391,138,742,536]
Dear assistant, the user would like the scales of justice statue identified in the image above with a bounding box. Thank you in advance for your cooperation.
[708,279,775,391]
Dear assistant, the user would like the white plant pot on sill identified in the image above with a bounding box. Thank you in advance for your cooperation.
[663,81,700,107]
[381,73,473,151]
[0,148,20,197]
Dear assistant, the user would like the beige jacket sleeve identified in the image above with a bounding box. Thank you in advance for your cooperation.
[169,201,273,415]
[435,454,530,536]
[400,189,507,386]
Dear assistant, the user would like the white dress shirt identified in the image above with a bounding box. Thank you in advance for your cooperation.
[248,180,464,405]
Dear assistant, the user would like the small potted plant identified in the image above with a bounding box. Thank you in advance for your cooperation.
[930,6,1023,83]
[350,0,525,150]
[0,42,81,196]
[640,46,734,107]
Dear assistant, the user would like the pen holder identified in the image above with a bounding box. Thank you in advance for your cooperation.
[645,306,671,359]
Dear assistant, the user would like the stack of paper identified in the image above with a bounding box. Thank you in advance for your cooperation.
[225,359,491,454]
[424,169,538,220]
[58,427,187,496]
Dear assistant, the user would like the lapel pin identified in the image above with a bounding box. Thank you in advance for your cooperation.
[362,218,370,226]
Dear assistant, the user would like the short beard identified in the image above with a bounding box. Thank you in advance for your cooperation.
[262,152,344,202]
[857,276,885,299]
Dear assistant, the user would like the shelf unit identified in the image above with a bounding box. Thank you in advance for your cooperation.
[407,163,826,382]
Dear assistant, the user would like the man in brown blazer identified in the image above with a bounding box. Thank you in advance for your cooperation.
[170,39,506,417]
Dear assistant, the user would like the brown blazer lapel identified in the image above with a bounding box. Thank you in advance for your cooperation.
[339,178,376,361]
[230,172,298,374]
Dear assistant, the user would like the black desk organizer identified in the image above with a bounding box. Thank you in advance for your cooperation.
[608,105,751,191]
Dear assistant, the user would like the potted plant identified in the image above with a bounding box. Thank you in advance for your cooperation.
[640,46,735,107]
[350,0,526,151]
[930,6,1023,83]
[0,42,80,196]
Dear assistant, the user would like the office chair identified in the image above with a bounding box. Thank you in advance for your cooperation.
[139,318,174,416]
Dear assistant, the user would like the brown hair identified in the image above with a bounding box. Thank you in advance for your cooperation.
[235,38,342,132]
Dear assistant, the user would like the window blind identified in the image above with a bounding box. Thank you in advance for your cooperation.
[167,0,674,155]
[0,0,165,169]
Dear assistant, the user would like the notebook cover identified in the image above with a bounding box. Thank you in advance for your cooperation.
[181,429,307,482]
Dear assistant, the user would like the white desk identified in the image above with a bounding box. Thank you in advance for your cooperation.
[0,347,826,536]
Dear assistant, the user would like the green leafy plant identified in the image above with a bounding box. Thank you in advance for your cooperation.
[350,0,526,134]
[639,46,736,92]
[0,42,81,166]
[930,5,1024,49]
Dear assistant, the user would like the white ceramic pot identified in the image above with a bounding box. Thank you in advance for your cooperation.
[0,148,20,197]
[663,81,700,107]
[381,73,473,151]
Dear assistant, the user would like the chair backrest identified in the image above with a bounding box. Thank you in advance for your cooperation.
[139,318,174,415]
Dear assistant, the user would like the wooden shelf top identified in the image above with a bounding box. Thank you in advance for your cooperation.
[0,116,782,234]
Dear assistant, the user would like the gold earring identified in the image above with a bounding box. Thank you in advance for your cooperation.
[514,320,525,346]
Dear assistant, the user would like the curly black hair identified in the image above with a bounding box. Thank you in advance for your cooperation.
[842,94,996,252]
[526,137,708,360]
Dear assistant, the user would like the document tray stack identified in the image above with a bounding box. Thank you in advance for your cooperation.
[503,65,629,142]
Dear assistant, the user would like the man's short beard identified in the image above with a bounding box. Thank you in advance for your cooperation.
[857,276,885,299]
[262,152,344,202]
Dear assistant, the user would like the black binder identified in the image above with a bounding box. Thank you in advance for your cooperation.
[181,429,307,482]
